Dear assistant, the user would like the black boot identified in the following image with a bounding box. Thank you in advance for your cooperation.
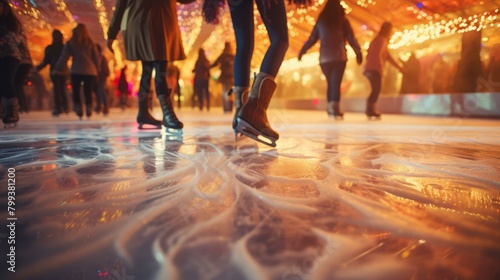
[137,93,161,129]
[2,97,19,128]
[158,91,183,133]
[366,102,381,119]
[236,73,279,147]
[327,101,344,119]
[229,86,249,139]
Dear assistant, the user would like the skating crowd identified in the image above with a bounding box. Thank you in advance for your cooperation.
[1,0,498,146]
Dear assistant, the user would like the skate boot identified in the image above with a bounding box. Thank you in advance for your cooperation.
[366,102,381,119]
[228,86,249,140]
[236,73,279,147]
[2,97,19,128]
[327,101,344,120]
[158,90,183,135]
[137,91,161,129]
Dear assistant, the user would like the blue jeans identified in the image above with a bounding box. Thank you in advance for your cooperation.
[229,0,288,87]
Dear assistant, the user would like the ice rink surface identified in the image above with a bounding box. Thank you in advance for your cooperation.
[1,108,499,280]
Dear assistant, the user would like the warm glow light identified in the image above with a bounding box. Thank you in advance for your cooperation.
[389,9,500,49]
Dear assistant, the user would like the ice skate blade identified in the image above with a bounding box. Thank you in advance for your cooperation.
[164,127,183,135]
[328,115,344,120]
[4,123,17,129]
[138,123,162,129]
[236,119,277,148]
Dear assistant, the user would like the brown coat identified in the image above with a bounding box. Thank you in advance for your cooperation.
[107,0,186,62]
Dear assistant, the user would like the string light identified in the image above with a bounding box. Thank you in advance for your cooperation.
[356,0,376,8]
[389,9,500,49]
[53,0,75,23]
[177,2,203,56]
[10,0,500,76]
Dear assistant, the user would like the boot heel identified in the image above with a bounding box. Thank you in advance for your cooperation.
[158,93,183,131]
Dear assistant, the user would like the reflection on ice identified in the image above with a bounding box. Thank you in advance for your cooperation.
[0,110,499,280]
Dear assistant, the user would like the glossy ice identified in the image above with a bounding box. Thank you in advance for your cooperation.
[1,109,499,280]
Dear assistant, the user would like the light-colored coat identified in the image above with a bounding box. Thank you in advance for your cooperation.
[107,0,186,62]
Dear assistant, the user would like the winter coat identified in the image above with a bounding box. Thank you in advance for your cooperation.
[17,33,32,66]
[54,41,100,76]
[299,17,362,64]
[107,0,186,62]
[98,54,110,78]
[0,29,21,60]
[211,52,234,84]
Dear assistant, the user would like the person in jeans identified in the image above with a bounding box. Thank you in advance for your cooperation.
[37,29,69,117]
[94,43,110,115]
[54,23,100,119]
[210,42,234,113]
[364,21,403,118]
[202,0,310,146]
[193,48,211,111]
[298,0,362,119]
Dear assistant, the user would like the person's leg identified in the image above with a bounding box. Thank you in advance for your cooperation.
[0,57,20,125]
[320,62,334,103]
[229,0,254,88]
[256,0,288,77]
[56,75,69,113]
[222,81,233,113]
[97,79,108,114]
[330,61,346,102]
[365,71,382,117]
[154,61,183,130]
[50,74,62,115]
[228,0,254,135]
[204,82,210,111]
[137,61,161,128]
[0,57,20,99]
[320,62,336,116]
[194,86,202,111]
[71,74,84,118]
[328,61,347,118]
[366,71,382,103]
[82,75,95,117]
[14,64,32,113]
[235,0,288,146]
